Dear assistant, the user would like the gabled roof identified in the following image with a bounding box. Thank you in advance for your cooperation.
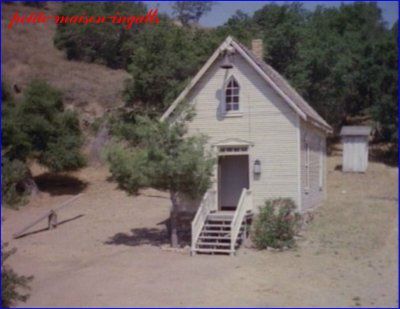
[161,36,332,133]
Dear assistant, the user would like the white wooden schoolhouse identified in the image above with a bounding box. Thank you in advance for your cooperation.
[162,36,333,254]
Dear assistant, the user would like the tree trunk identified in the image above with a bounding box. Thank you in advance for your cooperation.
[89,123,110,165]
[21,171,40,197]
[170,191,179,248]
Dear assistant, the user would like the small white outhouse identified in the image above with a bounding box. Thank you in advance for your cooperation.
[340,126,371,172]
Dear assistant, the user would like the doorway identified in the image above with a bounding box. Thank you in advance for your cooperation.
[218,155,249,211]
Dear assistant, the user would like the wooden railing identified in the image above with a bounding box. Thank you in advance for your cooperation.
[230,189,252,253]
[191,189,216,254]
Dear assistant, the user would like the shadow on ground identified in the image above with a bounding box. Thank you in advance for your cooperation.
[15,214,85,239]
[105,217,192,247]
[104,228,169,247]
[35,173,88,196]
[369,143,398,167]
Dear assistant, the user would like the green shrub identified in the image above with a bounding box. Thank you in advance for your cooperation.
[1,244,33,308]
[3,80,86,172]
[106,115,214,199]
[1,158,29,207]
[251,198,301,250]
[2,80,86,206]
[105,143,150,195]
[90,116,105,135]
[54,2,147,69]
[106,115,214,247]
[124,21,221,114]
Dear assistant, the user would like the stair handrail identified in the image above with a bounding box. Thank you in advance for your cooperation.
[230,188,251,252]
[191,189,215,253]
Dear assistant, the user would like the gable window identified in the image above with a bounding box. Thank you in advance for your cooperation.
[225,77,240,112]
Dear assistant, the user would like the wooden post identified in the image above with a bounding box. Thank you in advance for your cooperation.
[13,194,83,239]
[170,191,179,248]
[48,210,58,230]
[170,211,179,248]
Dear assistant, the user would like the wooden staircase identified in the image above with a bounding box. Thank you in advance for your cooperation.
[193,211,247,255]
[191,189,253,256]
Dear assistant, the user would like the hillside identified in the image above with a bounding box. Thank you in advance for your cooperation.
[1,3,130,122]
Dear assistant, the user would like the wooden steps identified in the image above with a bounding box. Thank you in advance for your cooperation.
[197,241,231,247]
[198,235,231,240]
[192,248,234,254]
[191,189,253,256]
[192,211,248,255]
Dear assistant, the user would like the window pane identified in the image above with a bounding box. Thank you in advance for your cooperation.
[225,77,240,112]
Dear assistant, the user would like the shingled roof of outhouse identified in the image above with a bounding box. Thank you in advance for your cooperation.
[340,126,372,136]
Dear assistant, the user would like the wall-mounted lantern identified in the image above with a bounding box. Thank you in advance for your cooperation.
[253,159,261,175]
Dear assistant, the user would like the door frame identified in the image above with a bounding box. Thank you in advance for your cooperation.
[211,139,254,212]
[217,152,250,210]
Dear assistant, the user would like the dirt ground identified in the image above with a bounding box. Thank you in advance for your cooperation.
[2,154,398,308]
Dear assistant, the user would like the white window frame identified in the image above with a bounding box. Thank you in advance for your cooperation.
[222,76,242,117]
[219,145,249,155]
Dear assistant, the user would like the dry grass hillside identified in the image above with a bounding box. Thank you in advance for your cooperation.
[2,2,130,121]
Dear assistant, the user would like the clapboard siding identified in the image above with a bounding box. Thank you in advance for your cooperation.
[300,120,327,211]
[185,55,300,211]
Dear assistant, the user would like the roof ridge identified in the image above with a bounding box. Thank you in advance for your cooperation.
[233,38,331,131]
[161,36,332,133]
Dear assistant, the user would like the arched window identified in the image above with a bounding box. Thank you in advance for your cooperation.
[225,77,240,111]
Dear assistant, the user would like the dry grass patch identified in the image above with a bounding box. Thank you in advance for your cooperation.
[306,154,398,257]
[2,3,130,117]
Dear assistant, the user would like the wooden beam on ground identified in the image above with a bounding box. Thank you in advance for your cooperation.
[13,194,83,239]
